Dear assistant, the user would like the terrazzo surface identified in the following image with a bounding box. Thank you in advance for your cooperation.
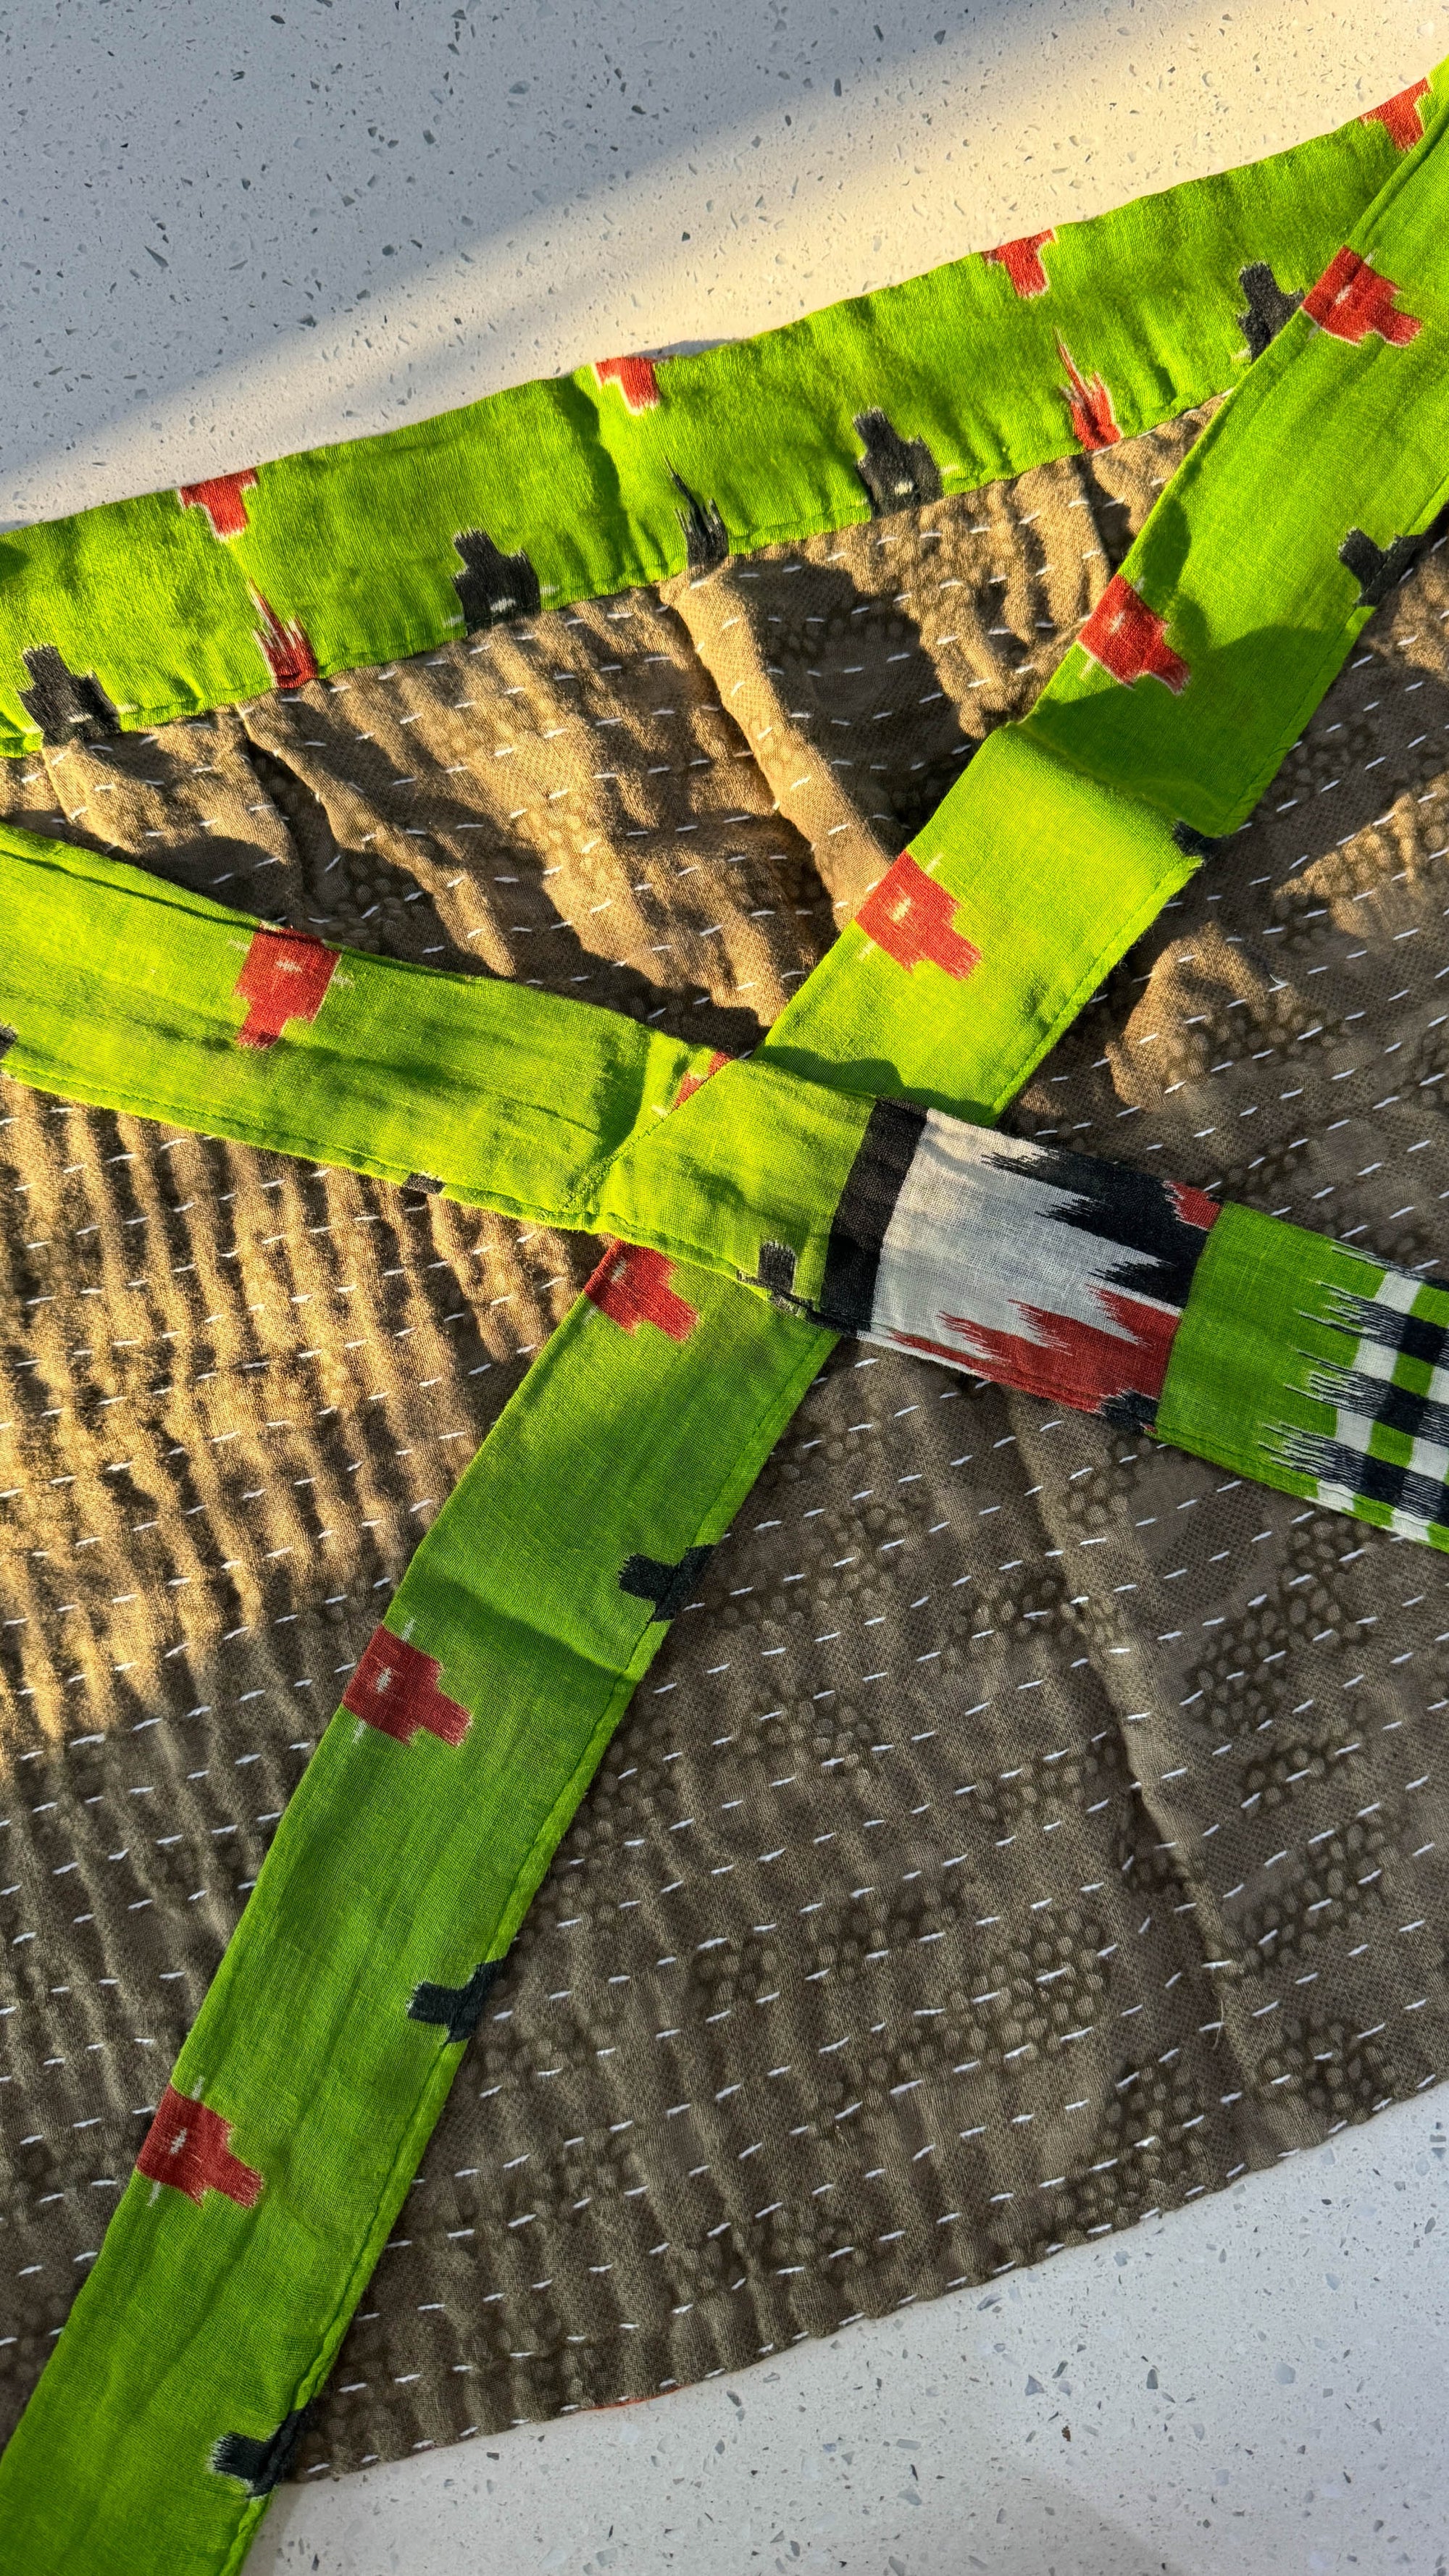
[256,2096,1448,2574]
[4,0,1449,2568]
[0,0,1442,520]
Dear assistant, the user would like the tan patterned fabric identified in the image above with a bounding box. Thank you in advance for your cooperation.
[663,400,1214,913]
[2,413,1448,2480]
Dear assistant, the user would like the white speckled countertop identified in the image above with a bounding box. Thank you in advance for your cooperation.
[3,1,1445,523]
[7,3,1448,2567]
[257,2100,1448,2575]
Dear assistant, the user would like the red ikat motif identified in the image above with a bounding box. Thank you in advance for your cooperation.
[342,1628,472,1747]
[136,2085,263,2209]
[1361,80,1429,151]
[583,1242,700,1340]
[856,856,982,982]
[984,232,1055,296]
[1302,247,1421,346]
[1079,574,1190,693]
[178,472,259,539]
[595,355,661,411]
[233,929,339,1049]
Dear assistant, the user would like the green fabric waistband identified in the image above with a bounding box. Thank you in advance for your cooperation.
[0,75,1440,753]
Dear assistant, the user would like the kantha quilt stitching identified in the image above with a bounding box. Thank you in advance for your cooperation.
[1,70,1448,2573]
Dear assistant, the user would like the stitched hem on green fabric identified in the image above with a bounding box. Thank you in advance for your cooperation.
[0,74,1440,753]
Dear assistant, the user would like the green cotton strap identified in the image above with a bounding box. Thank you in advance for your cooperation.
[2,823,1446,1568]
[7,82,1449,2576]
[1158,1208,1449,1550]
[0,816,1178,1301]
[0,822,715,1220]
[1,1260,832,2576]
[0,75,1440,752]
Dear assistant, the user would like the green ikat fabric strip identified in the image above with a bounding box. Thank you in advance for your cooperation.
[5,69,1449,2576]
[0,821,719,1222]
[0,1256,830,2576]
[0,74,1441,754]
[0,807,1187,1307]
[2,829,1442,1559]
[1156,1206,1449,1549]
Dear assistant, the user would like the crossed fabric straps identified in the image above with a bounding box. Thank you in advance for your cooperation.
[3,102,1449,2576]
[4,819,1449,1548]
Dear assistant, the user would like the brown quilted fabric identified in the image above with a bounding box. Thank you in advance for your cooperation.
[2,410,1447,2477]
